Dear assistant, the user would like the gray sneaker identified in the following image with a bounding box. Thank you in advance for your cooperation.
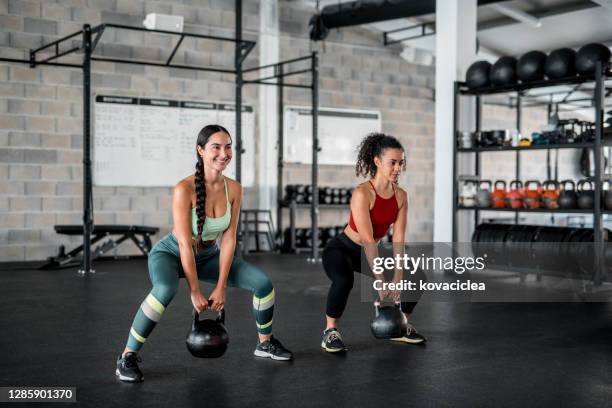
[321,328,347,353]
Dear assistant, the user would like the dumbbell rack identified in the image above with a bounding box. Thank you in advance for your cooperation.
[280,200,349,253]
[452,62,612,285]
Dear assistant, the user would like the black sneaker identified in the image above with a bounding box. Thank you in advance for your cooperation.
[321,328,347,353]
[390,324,427,344]
[115,352,144,382]
[254,336,293,361]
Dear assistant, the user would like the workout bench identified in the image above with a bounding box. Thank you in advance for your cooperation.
[40,224,159,269]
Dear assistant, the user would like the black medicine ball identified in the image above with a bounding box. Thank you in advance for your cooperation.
[466,60,492,89]
[517,50,547,82]
[491,56,518,86]
[576,43,611,75]
[545,48,576,79]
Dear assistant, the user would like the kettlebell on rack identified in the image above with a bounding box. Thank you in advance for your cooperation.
[476,180,492,208]
[506,180,524,209]
[459,179,478,208]
[603,180,612,211]
[577,180,595,210]
[558,180,578,209]
[491,180,507,208]
[523,180,542,209]
[541,180,560,210]
[186,305,229,358]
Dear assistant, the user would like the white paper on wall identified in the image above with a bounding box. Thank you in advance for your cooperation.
[94,95,255,187]
[283,106,381,165]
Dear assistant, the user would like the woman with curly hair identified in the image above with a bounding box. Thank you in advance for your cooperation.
[320,132,426,353]
[116,125,292,383]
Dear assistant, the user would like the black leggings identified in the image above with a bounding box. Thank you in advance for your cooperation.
[322,233,422,318]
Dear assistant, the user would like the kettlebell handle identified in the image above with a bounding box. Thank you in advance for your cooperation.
[373,300,401,316]
[509,180,523,189]
[192,305,226,330]
[494,180,507,190]
[479,180,492,190]
[577,179,594,191]
[560,179,575,190]
[192,309,199,331]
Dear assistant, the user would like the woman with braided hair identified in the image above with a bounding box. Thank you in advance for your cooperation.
[116,125,292,382]
[320,132,426,353]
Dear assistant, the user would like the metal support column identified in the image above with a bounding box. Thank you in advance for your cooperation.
[235,0,244,256]
[593,62,604,285]
[78,24,94,275]
[474,95,481,229]
[309,52,319,262]
[515,92,522,225]
[276,64,284,242]
[452,82,459,243]
[235,0,243,183]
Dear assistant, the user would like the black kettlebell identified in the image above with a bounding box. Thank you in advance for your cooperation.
[370,302,407,339]
[603,180,612,211]
[558,180,578,209]
[186,306,229,358]
[577,180,595,210]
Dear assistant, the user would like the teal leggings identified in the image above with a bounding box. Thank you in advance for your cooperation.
[126,233,275,351]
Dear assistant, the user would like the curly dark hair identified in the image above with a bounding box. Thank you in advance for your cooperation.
[194,124,231,251]
[355,132,405,178]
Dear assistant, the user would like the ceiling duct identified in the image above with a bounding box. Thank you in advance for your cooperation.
[309,0,509,41]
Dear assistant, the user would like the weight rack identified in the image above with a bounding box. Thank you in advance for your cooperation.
[452,62,612,285]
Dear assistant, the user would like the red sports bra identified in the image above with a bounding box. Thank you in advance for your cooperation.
[348,181,399,240]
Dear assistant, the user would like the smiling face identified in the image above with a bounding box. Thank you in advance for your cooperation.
[373,147,405,183]
[197,131,232,172]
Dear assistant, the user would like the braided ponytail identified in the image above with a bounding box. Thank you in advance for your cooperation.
[194,155,207,251]
[355,132,405,178]
[193,124,232,251]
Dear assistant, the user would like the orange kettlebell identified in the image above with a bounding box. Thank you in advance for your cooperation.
[523,180,542,209]
[541,180,560,209]
[506,180,524,209]
[491,180,507,208]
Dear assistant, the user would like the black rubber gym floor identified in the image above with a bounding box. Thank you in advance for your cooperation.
[1,254,611,407]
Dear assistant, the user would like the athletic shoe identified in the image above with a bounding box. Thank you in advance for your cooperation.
[254,336,293,361]
[115,352,144,382]
[390,323,427,344]
[321,328,347,353]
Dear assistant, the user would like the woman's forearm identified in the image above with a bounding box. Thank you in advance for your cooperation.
[178,242,200,293]
[362,241,382,279]
[392,240,405,280]
[217,235,236,288]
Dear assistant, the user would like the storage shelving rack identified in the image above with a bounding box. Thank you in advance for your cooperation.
[452,62,612,285]
[281,201,348,253]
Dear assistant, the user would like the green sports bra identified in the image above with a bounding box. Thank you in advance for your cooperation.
[191,178,232,241]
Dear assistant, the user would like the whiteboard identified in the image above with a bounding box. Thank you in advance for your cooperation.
[93,95,255,187]
[284,106,381,165]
